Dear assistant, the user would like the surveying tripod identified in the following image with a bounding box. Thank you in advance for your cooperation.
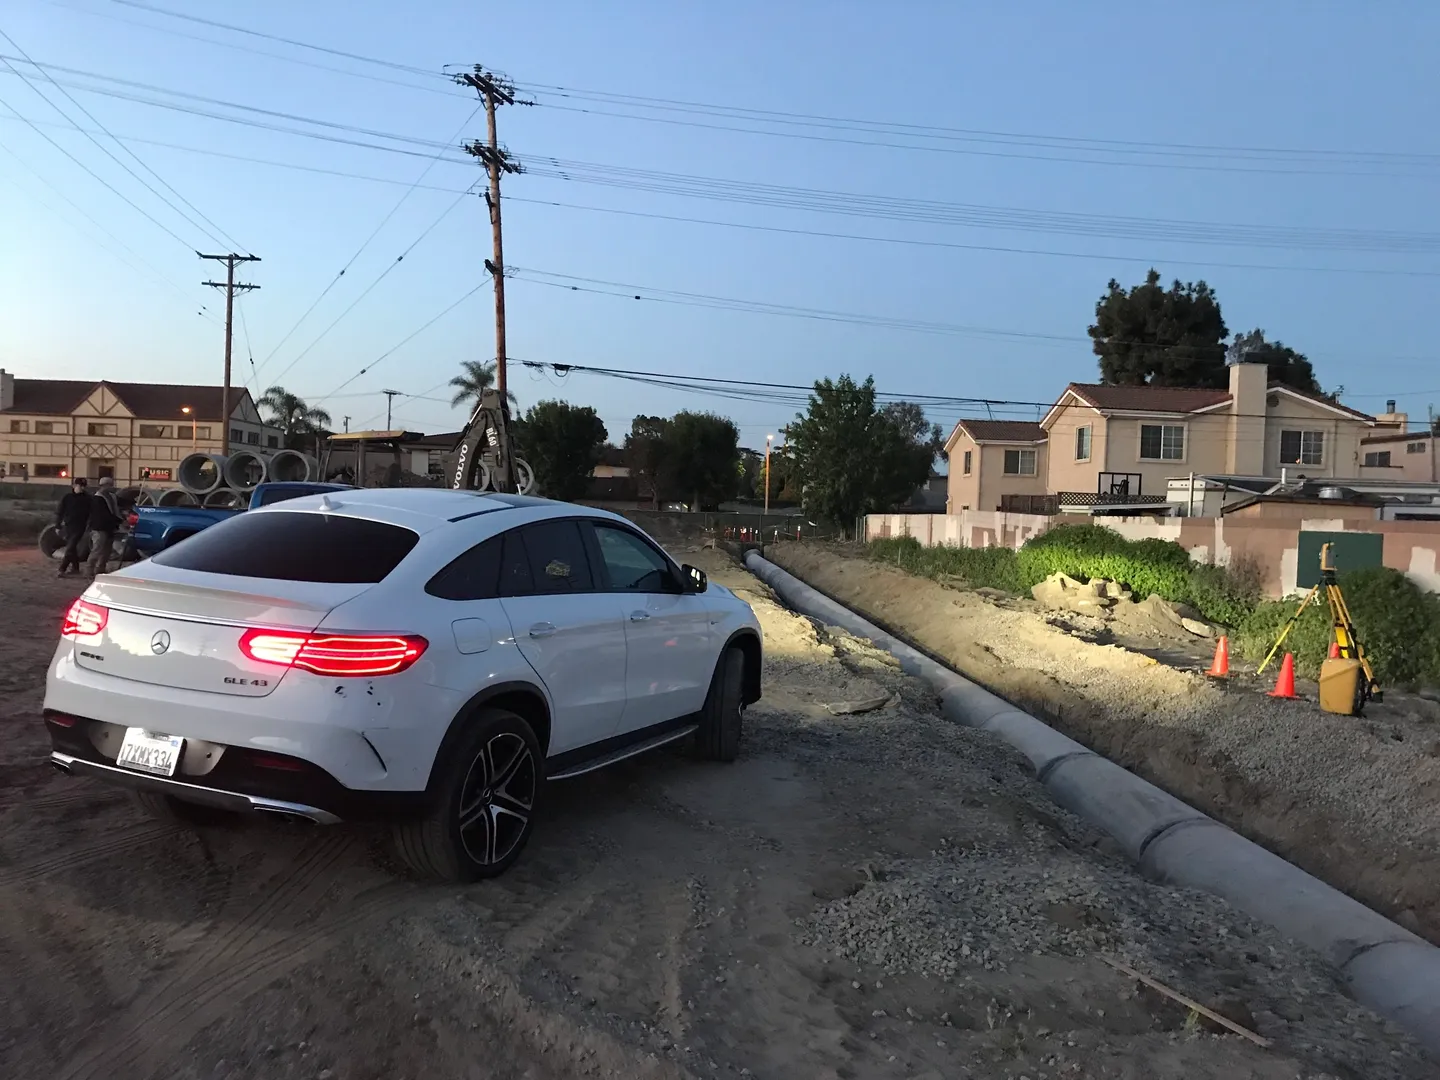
[1258,542,1382,711]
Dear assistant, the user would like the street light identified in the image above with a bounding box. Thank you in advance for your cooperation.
[180,406,196,452]
[762,434,774,551]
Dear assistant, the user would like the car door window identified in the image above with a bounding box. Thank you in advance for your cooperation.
[519,520,593,595]
[426,536,502,600]
[497,529,534,597]
[593,524,677,593]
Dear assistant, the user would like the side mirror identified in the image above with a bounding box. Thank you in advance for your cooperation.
[682,564,708,593]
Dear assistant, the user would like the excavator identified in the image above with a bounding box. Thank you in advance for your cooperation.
[443,387,534,495]
[320,388,533,494]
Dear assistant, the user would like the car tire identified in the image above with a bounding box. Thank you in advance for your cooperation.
[132,790,237,826]
[694,647,745,763]
[392,707,542,882]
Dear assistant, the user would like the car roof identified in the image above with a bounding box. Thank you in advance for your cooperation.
[248,487,623,534]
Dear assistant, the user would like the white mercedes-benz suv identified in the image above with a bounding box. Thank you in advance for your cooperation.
[43,489,762,881]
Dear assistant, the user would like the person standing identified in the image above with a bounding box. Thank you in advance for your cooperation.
[85,476,122,579]
[55,477,90,577]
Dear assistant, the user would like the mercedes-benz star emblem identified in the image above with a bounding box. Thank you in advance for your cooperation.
[150,630,171,655]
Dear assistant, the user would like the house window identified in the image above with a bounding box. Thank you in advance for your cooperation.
[1139,424,1185,461]
[87,422,117,437]
[34,421,61,435]
[34,463,69,478]
[1074,425,1092,462]
[8,420,28,433]
[266,434,280,448]
[196,426,211,440]
[247,430,261,445]
[962,450,973,475]
[230,427,243,444]
[1408,441,1427,454]
[138,424,171,439]
[1003,448,1037,476]
[1363,451,1392,467]
[1280,430,1324,466]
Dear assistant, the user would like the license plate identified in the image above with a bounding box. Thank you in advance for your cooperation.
[116,728,184,777]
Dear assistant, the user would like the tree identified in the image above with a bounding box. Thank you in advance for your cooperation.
[258,386,333,450]
[1089,269,1228,387]
[623,415,670,509]
[666,411,740,511]
[448,359,517,410]
[1226,328,1321,394]
[785,375,936,534]
[521,400,606,502]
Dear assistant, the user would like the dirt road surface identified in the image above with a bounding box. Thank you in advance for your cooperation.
[765,542,1440,955]
[0,546,1430,1079]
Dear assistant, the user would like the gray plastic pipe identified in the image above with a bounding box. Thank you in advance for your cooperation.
[744,550,1440,1053]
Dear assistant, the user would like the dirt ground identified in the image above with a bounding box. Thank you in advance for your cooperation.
[0,545,1432,1079]
[765,542,1440,950]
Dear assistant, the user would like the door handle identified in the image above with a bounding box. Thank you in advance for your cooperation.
[528,622,557,638]
[629,611,651,622]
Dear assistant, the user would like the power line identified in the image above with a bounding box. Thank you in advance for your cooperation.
[264,182,478,390]
[508,266,1429,364]
[109,0,442,78]
[0,132,214,319]
[525,84,1440,169]
[42,0,456,98]
[313,282,487,403]
[5,65,1436,258]
[254,102,481,380]
[0,31,244,252]
[0,85,200,251]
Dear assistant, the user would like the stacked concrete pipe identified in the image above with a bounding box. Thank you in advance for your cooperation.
[176,452,227,495]
[223,450,268,493]
[154,488,199,507]
[201,488,243,509]
[743,551,1440,1053]
[267,449,317,483]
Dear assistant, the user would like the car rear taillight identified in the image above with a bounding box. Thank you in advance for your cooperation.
[238,629,428,677]
[126,511,139,527]
[61,599,109,639]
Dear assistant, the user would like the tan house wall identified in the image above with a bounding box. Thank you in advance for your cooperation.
[1098,412,1233,497]
[1044,403,1108,495]
[946,433,982,511]
[1358,437,1438,483]
[1260,394,1368,479]
[866,510,1440,598]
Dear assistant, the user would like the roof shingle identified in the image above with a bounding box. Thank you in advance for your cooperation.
[1064,383,1233,414]
[5,379,251,422]
[953,419,1047,443]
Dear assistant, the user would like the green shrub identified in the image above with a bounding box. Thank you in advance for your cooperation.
[1187,556,1264,629]
[1238,567,1440,688]
[866,536,1022,593]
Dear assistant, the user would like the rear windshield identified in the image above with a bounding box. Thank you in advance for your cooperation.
[151,510,419,583]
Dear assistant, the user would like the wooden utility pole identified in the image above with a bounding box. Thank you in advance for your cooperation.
[382,389,402,430]
[454,66,528,401]
[200,252,261,450]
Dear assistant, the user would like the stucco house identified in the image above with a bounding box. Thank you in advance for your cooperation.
[943,419,1048,512]
[1039,361,1377,508]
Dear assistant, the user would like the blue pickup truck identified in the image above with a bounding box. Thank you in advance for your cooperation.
[128,481,350,557]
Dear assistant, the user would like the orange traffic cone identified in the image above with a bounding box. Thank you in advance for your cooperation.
[1328,641,1341,660]
[1205,636,1230,677]
[1269,653,1298,699]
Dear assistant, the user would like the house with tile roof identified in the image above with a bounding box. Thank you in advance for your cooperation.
[1039,361,1378,511]
[942,419,1048,513]
[0,368,282,487]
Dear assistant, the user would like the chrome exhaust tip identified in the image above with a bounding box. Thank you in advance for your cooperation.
[50,758,72,774]
[253,806,319,825]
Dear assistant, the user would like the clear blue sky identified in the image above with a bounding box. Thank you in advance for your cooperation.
[3,0,1439,452]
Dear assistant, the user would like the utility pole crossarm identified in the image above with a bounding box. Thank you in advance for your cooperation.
[200,252,262,452]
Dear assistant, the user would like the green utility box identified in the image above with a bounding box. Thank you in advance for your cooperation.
[1296,531,1383,589]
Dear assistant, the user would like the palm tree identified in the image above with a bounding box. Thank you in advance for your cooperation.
[259,386,333,450]
[449,359,517,410]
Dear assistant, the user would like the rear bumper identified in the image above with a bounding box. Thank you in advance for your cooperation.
[50,752,343,824]
[44,710,430,823]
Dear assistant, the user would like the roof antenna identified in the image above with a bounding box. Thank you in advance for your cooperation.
[319,494,335,512]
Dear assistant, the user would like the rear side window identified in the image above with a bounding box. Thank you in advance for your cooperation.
[519,520,593,594]
[151,511,418,583]
[427,536,502,600]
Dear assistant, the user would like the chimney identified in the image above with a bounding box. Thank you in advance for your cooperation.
[0,368,13,412]
[1226,359,1267,474]
[1387,399,1397,414]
